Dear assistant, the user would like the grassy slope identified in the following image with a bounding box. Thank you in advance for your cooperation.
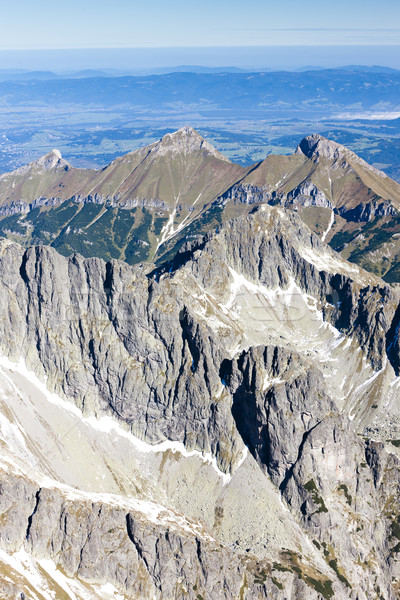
[3,131,400,283]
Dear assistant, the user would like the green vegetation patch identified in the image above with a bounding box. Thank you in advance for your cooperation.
[338,483,352,506]
[304,576,334,600]
[0,213,30,236]
[112,208,137,247]
[272,562,291,573]
[328,558,352,589]
[66,202,103,228]
[253,567,268,585]
[330,228,359,252]
[276,551,334,600]
[319,542,352,589]
[271,577,284,590]
[304,479,328,513]
[156,202,223,265]
[153,215,167,236]
[31,203,81,240]
[390,519,400,541]
[124,208,153,264]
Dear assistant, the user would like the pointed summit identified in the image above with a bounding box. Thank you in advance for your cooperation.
[0,149,71,183]
[295,133,389,179]
[146,126,231,162]
[295,134,347,161]
[34,149,70,171]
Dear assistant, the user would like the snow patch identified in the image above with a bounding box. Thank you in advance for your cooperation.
[262,374,284,392]
[321,209,334,242]
[0,355,232,485]
[298,245,359,276]
[0,547,55,600]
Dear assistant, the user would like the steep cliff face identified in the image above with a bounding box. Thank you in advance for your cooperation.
[0,205,400,598]
[223,345,395,598]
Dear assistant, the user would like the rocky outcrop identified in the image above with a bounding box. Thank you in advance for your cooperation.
[0,206,400,598]
[219,183,273,205]
[0,471,336,600]
[0,194,169,218]
[169,207,398,369]
[223,343,397,598]
[0,240,244,474]
[296,133,389,180]
[338,200,398,222]
[218,181,333,209]
[222,346,335,486]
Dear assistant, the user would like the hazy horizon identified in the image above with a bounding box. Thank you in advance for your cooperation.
[0,45,400,73]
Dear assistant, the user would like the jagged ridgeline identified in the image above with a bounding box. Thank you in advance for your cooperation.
[1,205,400,598]
[3,129,400,599]
[1,126,400,282]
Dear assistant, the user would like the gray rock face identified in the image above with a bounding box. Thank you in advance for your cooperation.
[218,183,273,205]
[171,208,397,369]
[223,343,397,598]
[296,134,387,178]
[0,205,399,598]
[338,199,398,222]
[223,346,335,486]
[218,181,334,209]
[0,471,333,600]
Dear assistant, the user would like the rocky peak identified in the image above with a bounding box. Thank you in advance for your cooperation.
[0,149,70,181]
[295,134,347,161]
[296,133,388,179]
[34,149,69,170]
[145,126,231,162]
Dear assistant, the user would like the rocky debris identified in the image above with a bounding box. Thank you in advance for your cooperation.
[0,472,336,600]
[0,205,399,597]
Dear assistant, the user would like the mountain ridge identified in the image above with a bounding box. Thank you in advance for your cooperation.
[1,129,400,283]
[0,204,399,597]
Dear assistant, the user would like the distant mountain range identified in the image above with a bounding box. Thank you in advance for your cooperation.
[0,64,397,81]
[0,127,400,283]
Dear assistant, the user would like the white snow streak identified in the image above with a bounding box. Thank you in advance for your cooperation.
[321,209,334,242]
[0,355,233,485]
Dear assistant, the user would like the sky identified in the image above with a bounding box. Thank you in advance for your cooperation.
[0,0,399,71]
[2,0,400,50]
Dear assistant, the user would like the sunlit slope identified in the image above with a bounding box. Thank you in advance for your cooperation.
[217,134,400,281]
[237,134,400,211]
[0,150,97,206]
[3,130,400,281]
[0,127,249,264]
[90,126,247,206]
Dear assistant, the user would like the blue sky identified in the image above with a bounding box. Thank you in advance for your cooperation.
[2,0,400,50]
